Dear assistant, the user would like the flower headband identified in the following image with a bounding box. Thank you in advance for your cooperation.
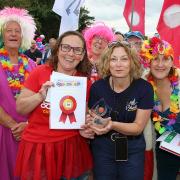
[140,37,174,68]
[0,7,36,50]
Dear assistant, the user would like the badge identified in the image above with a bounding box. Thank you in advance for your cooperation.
[59,95,77,123]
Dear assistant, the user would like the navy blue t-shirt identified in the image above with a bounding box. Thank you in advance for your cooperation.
[88,77,154,123]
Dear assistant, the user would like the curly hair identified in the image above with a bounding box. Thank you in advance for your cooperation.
[99,41,143,80]
[48,31,91,75]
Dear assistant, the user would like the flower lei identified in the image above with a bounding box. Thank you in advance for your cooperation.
[148,69,180,134]
[0,47,30,98]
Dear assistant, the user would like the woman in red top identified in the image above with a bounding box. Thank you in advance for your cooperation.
[15,31,93,180]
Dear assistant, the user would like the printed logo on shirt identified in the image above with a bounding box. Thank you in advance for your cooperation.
[40,101,50,114]
[126,99,137,111]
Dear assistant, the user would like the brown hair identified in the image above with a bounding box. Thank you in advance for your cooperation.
[48,31,91,75]
[99,41,143,80]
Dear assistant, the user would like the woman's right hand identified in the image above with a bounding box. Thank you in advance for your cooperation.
[79,114,95,139]
[16,82,53,115]
[11,122,28,141]
[79,128,95,139]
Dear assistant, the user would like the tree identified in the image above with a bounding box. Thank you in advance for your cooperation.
[0,0,60,40]
[78,7,95,32]
[23,0,60,40]
[0,1,95,40]
[0,0,31,8]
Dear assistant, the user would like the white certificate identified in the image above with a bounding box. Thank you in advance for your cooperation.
[49,72,87,129]
[157,131,180,157]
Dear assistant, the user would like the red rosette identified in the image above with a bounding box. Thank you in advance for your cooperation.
[59,96,77,123]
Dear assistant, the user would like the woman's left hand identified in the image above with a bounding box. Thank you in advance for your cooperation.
[90,120,113,135]
[11,122,27,141]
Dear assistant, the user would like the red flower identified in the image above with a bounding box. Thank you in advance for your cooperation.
[169,75,178,83]
[168,113,177,119]
[153,112,159,118]
[147,75,153,82]
[150,37,161,48]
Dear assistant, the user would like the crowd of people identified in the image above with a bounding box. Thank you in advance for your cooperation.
[0,6,179,180]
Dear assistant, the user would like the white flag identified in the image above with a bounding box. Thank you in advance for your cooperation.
[53,0,85,36]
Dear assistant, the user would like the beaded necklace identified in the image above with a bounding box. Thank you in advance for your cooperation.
[0,47,30,98]
[148,69,180,134]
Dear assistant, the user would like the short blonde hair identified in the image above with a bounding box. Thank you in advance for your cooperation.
[98,41,143,80]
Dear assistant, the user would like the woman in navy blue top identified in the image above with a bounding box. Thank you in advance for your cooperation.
[88,41,154,180]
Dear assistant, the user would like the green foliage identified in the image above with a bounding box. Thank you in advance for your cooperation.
[0,0,95,40]
[78,7,95,32]
[0,0,31,8]
[25,0,60,40]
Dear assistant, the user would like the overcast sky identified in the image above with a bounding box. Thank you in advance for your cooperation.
[83,0,164,36]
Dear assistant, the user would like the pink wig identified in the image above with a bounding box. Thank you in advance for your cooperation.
[0,7,36,50]
[83,23,115,53]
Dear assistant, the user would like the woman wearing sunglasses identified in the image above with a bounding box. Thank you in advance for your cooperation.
[88,41,154,180]
[15,31,93,180]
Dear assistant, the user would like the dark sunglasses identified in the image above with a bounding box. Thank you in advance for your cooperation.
[108,41,131,48]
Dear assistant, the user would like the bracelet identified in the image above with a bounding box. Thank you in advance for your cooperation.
[6,119,16,128]
[38,90,46,101]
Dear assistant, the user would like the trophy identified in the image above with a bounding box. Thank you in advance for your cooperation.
[91,98,111,128]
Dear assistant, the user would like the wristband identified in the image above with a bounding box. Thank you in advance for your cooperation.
[38,90,46,100]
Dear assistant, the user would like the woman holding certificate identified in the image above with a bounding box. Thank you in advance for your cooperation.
[15,31,93,180]
[140,37,180,180]
[88,41,154,180]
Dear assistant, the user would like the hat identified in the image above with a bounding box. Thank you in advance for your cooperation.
[0,7,36,50]
[40,34,45,39]
[125,31,144,40]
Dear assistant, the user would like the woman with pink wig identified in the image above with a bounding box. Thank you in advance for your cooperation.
[0,7,36,180]
[83,23,115,83]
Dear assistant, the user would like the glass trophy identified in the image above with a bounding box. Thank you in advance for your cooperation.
[91,98,111,128]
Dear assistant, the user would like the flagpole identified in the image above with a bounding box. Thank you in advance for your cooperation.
[130,0,134,32]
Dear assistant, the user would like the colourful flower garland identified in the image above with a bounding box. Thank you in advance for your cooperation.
[148,69,180,134]
[0,47,30,98]
[140,37,174,68]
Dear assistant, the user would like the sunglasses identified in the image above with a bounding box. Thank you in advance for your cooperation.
[93,35,108,44]
[108,41,131,48]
